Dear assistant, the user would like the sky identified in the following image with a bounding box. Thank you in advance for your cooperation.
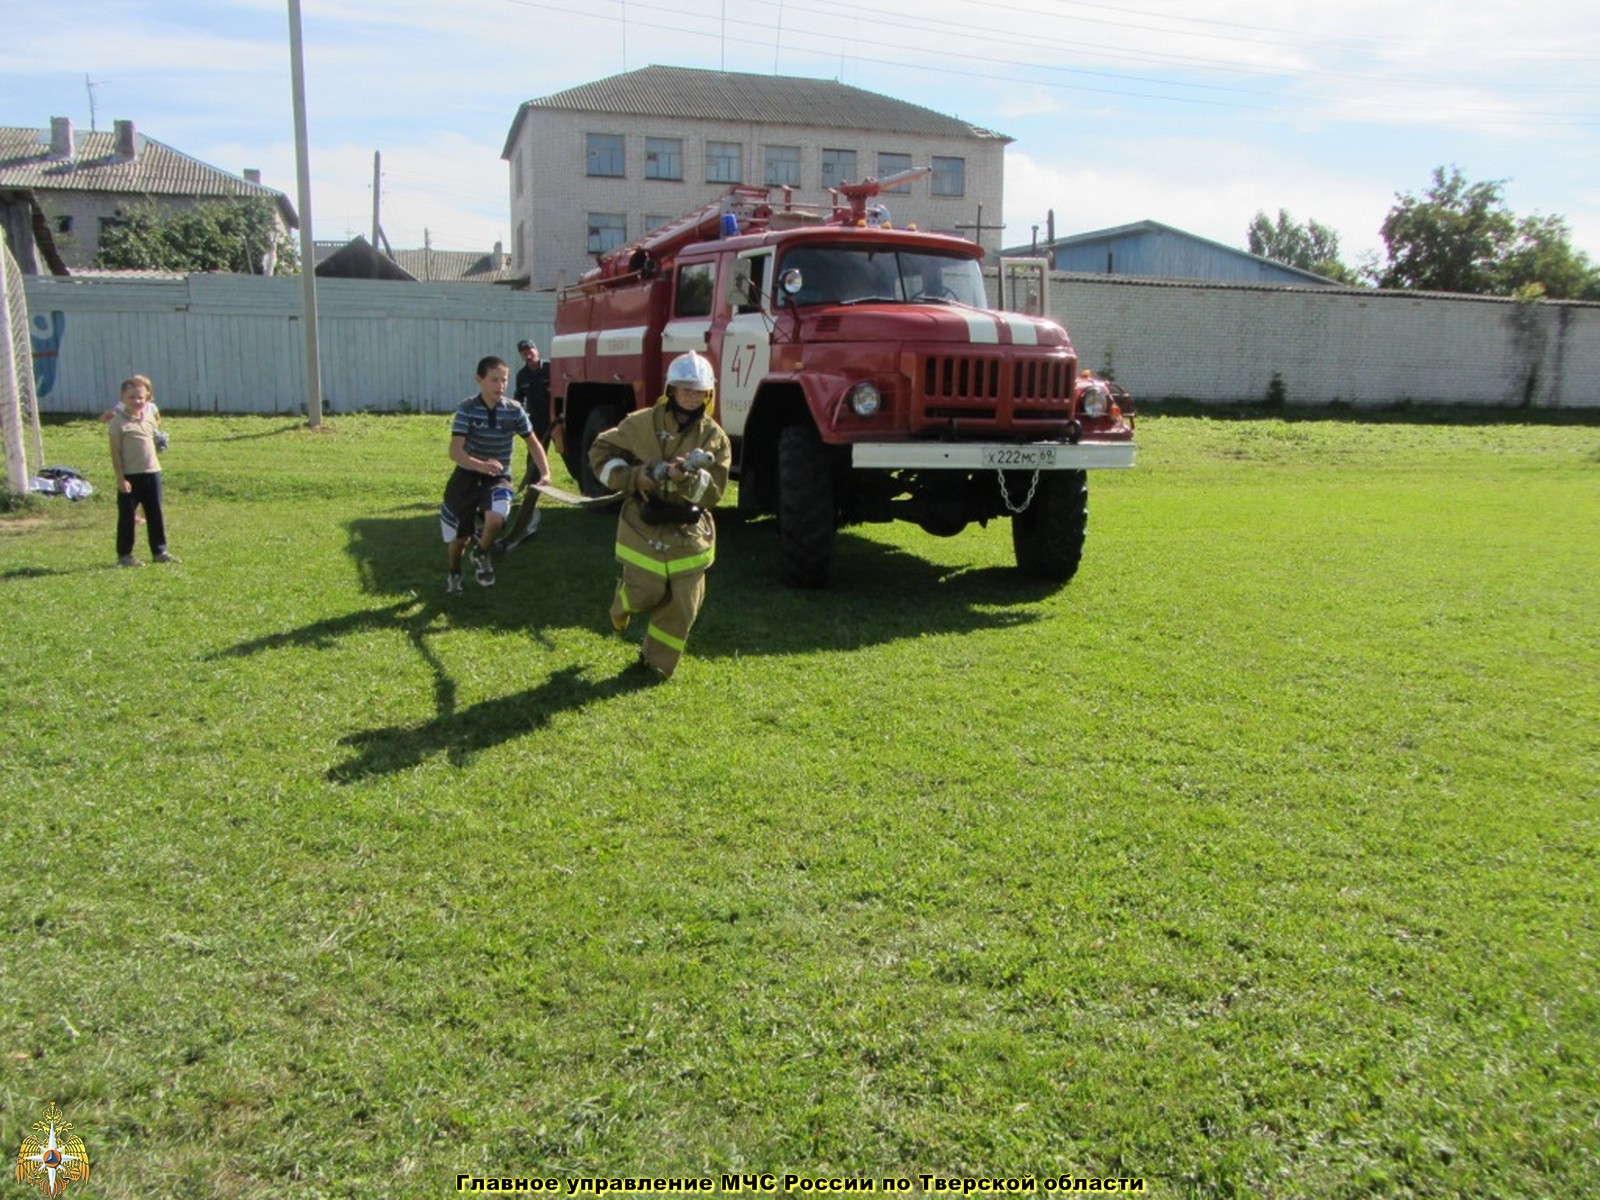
[4,0,1598,271]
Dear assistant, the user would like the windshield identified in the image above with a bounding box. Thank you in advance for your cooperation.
[780,245,989,309]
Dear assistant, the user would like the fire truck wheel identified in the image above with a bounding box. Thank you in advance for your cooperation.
[778,422,835,589]
[577,405,624,498]
[1011,469,1088,583]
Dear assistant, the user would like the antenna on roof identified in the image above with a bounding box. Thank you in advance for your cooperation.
[84,74,105,131]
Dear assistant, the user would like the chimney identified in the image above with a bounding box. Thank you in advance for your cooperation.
[113,119,136,160]
[50,117,74,159]
[243,169,262,185]
[491,240,504,270]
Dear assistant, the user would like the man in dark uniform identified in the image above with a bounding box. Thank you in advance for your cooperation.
[514,339,552,445]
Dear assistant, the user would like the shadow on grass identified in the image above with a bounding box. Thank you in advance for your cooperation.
[2,565,62,582]
[336,501,1060,660]
[208,420,313,442]
[217,500,1063,781]
[329,663,665,781]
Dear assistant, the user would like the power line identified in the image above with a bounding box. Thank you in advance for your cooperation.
[492,0,1600,120]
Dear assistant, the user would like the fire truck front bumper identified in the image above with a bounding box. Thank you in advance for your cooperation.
[851,440,1136,472]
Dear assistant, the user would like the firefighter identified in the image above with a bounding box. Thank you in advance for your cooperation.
[590,351,732,680]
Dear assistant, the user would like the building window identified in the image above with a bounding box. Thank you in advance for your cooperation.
[931,156,965,197]
[645,137,683,181]
[587,212,626,255]
[675,262,715,317]
[821,149,857,191]
[515,150,524,197]
[586,133,624,177]
[644,215,673,233]
[706,141,743,184]
[764,145,800,188]
[56,215,74,234]
[877,152,913,193]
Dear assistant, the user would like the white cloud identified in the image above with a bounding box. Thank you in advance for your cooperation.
[4,0,1596,260]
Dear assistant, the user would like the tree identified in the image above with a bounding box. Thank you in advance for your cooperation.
[1377,165,1600,298]
[1247,208,1358,284]
[1499,213,1600,300]
[95,197,299,275]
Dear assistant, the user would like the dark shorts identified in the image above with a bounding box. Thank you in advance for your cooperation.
[440,466,513,541]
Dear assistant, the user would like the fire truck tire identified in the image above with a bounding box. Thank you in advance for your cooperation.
[1011,469,1088,582]
[778,422,835,588]
[577,405,624,498]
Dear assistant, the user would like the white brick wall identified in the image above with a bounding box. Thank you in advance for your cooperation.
[23,272,1597,413]
[1044,274,1600,408]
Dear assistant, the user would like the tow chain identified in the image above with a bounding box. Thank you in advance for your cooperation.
[997,468,1040,514]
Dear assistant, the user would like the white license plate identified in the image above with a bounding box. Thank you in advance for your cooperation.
[982,445,1058,468]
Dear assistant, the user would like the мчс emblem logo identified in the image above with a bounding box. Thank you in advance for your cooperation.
[14,1103,90,1197]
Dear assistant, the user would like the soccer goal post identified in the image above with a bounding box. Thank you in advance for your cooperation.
[1,240,45,496]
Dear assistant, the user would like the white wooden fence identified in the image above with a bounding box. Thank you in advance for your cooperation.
[23,274,556,415]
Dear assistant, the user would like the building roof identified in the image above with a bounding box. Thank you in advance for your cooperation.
[503,64,1011,158]
[0,121,298,227]
[391,247,516,284]
[1010,219,1339,287]
[313,235,517,284]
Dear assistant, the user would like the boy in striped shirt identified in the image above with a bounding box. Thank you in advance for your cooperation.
[440,356,550,591]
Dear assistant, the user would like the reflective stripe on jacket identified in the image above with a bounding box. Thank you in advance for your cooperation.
[589,400,733,574]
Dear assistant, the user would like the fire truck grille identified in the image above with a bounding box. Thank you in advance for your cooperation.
[917,354,1075,426]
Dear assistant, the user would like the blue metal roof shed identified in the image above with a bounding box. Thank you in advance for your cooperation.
[1009,219,1339,286]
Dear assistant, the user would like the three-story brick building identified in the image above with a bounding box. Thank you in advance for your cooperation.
[500,65,1010,291]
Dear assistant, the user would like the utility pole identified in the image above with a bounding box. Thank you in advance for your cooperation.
[955,203,1005,262]
[1046,209,1056,269]
[371,151,381,278]
[287,0,324,427]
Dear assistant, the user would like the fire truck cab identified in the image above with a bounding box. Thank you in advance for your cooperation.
[551,177,1135,587]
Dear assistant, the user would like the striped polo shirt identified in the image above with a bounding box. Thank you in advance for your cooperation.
[450,396,533,476]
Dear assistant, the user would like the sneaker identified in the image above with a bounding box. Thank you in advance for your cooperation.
[152,550,181,564]
[610,612,630,633]
[473,553,495,588]
[117,555,144,568]
[445,571,464,594]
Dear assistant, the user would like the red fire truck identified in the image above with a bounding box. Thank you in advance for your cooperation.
[550,173,1135,587]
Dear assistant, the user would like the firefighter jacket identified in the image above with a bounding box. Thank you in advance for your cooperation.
[589,399,733,578]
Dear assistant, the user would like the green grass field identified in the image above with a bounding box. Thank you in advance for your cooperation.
[2,411,1597,1198]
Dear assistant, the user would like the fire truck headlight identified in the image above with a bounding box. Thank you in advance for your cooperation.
[1079,385,1108,418]
[848,382,882,417]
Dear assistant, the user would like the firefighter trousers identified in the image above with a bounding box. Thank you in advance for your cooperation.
[612,564,707,679]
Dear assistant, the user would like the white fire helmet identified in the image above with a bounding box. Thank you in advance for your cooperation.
[665,351,716,393]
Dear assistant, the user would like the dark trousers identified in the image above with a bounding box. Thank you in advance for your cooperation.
[117,472,167,557]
